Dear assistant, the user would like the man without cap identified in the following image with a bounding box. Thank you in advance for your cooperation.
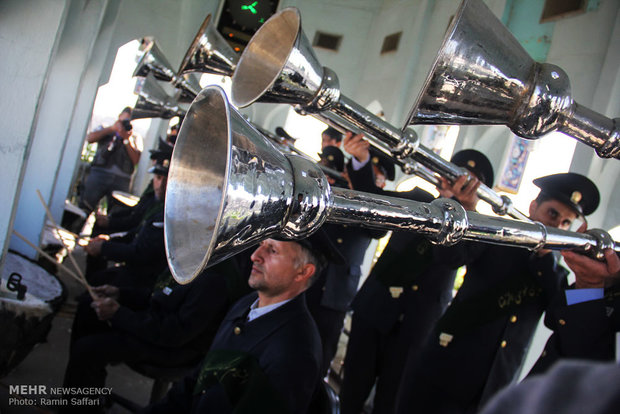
[339,132,493,414]
[395,172,601,414]
[79,107,142,215]
[142,231,343,414]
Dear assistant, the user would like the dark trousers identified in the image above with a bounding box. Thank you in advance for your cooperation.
[62,297,202,413]
[339,314,408,414]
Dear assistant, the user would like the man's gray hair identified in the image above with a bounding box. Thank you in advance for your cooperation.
[294,244,326,287]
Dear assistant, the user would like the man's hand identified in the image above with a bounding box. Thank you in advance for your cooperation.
[83,235,109,257]
[113,120,132,140]
[92,285,120,300]
[438,175,481,211]
[562,222,620,288]
[343,132,370,163]
[563,248,620,289]
[91,297,120,321]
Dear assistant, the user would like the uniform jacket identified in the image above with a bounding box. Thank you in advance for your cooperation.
[397,242,568,413]
[347,159,458,333]
[100,207,167,285]
[528,281,620,374]
[110,268,243,353]
[314,223,382,311]
[105,181,156,233]
[143,292,322,414]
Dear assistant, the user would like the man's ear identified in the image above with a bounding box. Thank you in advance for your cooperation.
[529,199,538,217]
[295,263,316,283]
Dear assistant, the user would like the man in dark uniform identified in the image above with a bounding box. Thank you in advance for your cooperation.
[480,248,620,414]
[321,126,343,149]
[83,153,170,289]
[60,255,252,414]
[395,172,601,414]
[306,144,385,375]
[528,231,620,374]
[85,140,173,276]
[142,231,344,414]
[339,132,492,414]
[92,136,173,234]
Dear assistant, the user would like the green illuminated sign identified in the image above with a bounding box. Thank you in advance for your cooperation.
[241,1,258,14]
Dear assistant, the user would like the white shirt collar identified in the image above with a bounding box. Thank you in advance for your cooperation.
[247,297,293,322]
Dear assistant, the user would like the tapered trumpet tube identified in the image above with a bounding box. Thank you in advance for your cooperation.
[258,125,350,187]
[406,0,619,160]
[134,41,201,102]
[230,7,529,221]
[178,14,239,77]
[165,86,618,283]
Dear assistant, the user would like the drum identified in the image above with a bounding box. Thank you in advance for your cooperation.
[0,251,66,377]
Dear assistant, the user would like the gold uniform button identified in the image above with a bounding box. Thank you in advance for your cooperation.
[501,340,507,348]
[537,271,542,276]
[337,238,343,244]
[510,315,517,323]
[541,350,547,357]
[559,319,566,326]
[234,326,242,335]
[412,285,419,291]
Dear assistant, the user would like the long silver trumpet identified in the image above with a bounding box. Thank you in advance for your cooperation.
[405,0,619,160]
[131,73,186,120]
[229,7,529,221]
[134,41,201,103]
[165,86,618,283]
[265,126,350,188]
[177,14,239,77]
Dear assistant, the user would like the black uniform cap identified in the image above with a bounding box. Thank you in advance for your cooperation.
[322,127,343,143]
[533,172,599,216]
[148,144,172,176]
[149,137,174,161]
[450,149,494,187]
[275,229,346,266]
[295,229,346,265]
[275,126,296,143]
[319,146,345,173]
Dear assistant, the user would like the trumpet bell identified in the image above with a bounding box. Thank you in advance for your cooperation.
[133,41,176,82]
[178,14,239,77]
[231,8,325,108]
[404,0,620,161]
[406,0,536,128]
[165,86,298,284]
[131,73,185,120]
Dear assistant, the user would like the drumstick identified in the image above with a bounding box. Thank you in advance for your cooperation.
[12,230,96,300]
[36,190,88,283]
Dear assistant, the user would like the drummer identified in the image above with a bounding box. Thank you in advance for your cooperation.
[92,135,174,235]
[83,151,171,289]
